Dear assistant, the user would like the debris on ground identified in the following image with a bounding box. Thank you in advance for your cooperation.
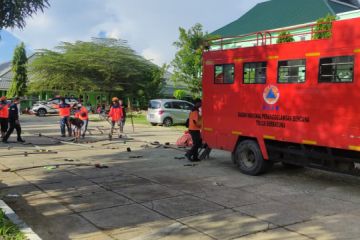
[2,163,94,172]
[44,166,58,170]
[60,141,94,148]
[184,163,198,167]
[174,156,185,160]
[0,151,58,158]
[94,163,109,169]
[129,155,143,159]
[64,159,74,162]
[5,194,20,198]
[102,141,127,146]
[176,131,193,147]
[106,147,119,149]
[127,147,131,152]
[213,182,224,187]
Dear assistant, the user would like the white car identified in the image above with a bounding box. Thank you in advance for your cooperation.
[31,97,78,117]
[147,99,194,127]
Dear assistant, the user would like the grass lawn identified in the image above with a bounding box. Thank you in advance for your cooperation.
[128,112,148,125]
[0,210,25,240]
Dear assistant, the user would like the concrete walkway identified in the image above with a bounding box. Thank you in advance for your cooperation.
[1,115,360,239]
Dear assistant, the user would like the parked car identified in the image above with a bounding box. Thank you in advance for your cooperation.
[31,97,78,117]
[147,99,194,127]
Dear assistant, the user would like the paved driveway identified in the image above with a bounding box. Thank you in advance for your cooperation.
[1,115,360,239]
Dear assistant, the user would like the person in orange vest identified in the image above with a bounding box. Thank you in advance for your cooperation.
[185,99,202,162]
[74,104,89,138]
[108,97,123,139]
[55,97,72,137]
[0,96,9,138]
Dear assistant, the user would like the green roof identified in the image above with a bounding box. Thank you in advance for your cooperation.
[212,0,358,37]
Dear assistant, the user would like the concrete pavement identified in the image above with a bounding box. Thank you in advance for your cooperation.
[1,115,360,239]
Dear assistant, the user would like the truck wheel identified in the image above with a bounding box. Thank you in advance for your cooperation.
[234,140,271,175]
[150,123,157,126]
[37,108,47,117]
[163,117,173,127]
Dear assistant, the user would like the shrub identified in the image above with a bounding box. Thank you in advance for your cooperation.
[313,15,336,40]
[277,31,295,43]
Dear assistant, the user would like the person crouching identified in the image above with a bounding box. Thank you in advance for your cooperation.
[74,104,89,138]
[69,117,84,142]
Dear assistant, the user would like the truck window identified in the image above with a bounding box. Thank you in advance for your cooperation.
[319,56,354,83]
[214,64,234,84]
[243,62,267,84]
[278,59,306,83]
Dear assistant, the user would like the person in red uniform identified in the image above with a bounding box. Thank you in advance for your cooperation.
[55,97,72,137]
[185,99,202,162]
[108,97,123,139]
[0,96,9,138]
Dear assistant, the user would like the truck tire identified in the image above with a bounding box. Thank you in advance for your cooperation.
[234,140,271,175]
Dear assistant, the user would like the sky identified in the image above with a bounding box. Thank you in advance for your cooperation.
[0,0,266,65]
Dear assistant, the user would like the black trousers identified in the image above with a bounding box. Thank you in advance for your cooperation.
[188,130,202,160]
[4,120,21,141]
[0,118,8,134]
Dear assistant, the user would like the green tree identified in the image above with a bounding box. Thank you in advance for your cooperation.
[277,31,295,43]
[313,15,336,40]
[173,89,186,100]
[29,38,163,104]
[7,42,28,98]
[171,23,208,98]
[0,0,49,30]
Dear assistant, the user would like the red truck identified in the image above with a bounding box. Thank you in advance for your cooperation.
[202,17,360,176]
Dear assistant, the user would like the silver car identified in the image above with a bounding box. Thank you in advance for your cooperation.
[147,99,194,127]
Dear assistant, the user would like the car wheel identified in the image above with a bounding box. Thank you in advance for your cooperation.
[163,117,173,127]
[234,140,272,175]
[37,108,47,117]
[150,123,157,126]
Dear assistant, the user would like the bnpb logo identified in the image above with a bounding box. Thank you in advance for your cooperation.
[263,85,280,105]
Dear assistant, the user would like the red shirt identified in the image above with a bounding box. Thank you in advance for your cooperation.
[79,107,88,120]
[56,103,71,117]
[108,105,123,121]
[189,110,201,131]
[0,102,9,118]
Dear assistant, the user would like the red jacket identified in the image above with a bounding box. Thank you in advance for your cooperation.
[0,101,9,118]
[56,103,71,117]
[108,105,123,121]
[77,107,88,120]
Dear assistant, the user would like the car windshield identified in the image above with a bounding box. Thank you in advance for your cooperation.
[148,101,161,109]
